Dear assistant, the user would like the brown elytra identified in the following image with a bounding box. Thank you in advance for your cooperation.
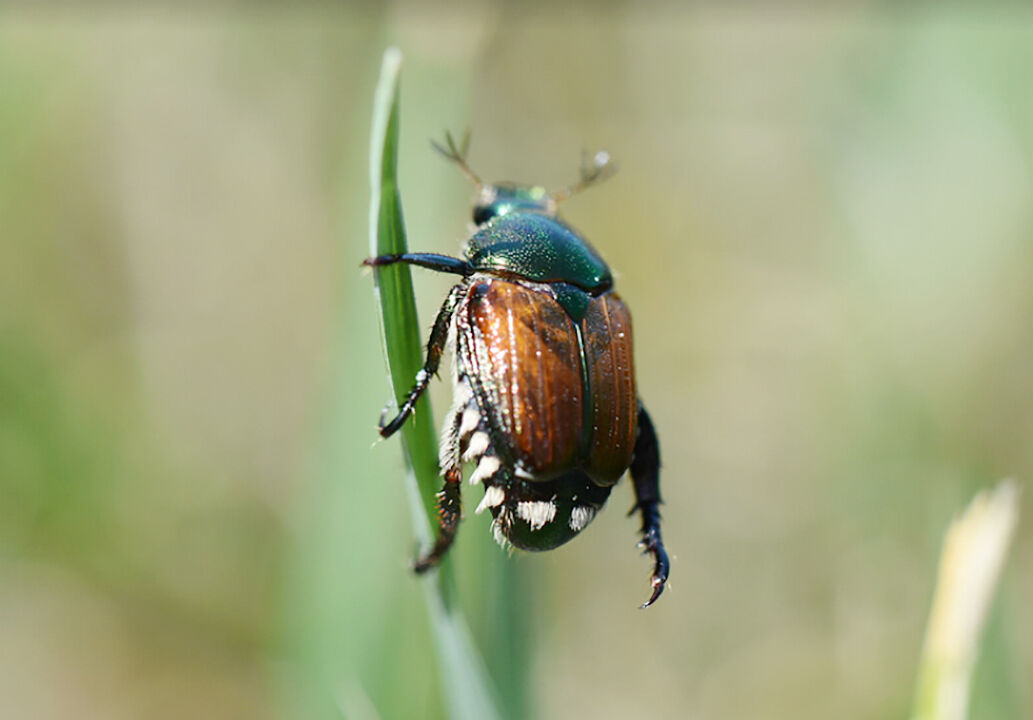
[458,278,636,486]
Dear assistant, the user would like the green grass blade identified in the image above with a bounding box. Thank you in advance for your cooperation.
[911,480,1021,720]
[367,47,504,720]
[368,47,439,528]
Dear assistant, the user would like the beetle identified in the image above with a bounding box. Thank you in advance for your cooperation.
[365,132,670,607]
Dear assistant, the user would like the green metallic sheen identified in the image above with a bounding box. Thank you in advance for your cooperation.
[550,282,592,323]
[473,183,552,225]
[465,213,613,293]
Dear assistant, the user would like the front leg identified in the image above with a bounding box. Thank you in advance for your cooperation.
[377,283,465,438]
[363,252,472,277]
[629,403,670,608]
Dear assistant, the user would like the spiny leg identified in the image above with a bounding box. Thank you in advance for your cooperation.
[362,252,472,277]
[629,403,670,608]
[413,399,466,572]
[413,463,463,573]
[377,282,465,438]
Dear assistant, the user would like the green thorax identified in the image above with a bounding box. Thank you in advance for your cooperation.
[464,211,613,296]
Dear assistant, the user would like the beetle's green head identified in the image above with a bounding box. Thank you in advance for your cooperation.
[473,183,556,226]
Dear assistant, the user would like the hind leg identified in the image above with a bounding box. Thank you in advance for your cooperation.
[412,393,465,573]
[412,464,463,574]
[413,373,510,571]
[629,403,670,608]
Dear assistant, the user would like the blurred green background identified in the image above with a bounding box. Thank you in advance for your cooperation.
[1,4,1031,719]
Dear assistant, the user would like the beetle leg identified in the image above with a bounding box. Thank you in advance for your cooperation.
[413,403,465,573]
[413,463,463,573]
[363,252,472,277]
[378,283,465,438]
[629,403,670,608]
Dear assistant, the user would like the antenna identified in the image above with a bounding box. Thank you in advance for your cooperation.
[551,149,617,204]
[431,129,482,188]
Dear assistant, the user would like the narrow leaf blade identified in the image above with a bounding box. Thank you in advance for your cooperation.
[367,47,504,720]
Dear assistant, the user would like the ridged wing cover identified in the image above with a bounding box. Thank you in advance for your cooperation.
[582,293,637,485]
[459,279,584,477]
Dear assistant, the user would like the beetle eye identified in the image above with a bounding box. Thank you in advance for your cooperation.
[473,205,495,226]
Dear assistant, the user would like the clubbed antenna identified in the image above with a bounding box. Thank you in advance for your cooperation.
[431,129,482,188]
[551,149,617,204]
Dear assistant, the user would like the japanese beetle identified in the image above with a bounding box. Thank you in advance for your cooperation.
[365,132,670,607]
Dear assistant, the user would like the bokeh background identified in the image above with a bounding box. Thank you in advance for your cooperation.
[1,4,1031,719]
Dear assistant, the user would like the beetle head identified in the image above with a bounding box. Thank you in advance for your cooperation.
[473,183,556,225]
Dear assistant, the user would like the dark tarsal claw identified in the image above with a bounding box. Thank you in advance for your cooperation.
[412,552,436,575]
[641,574,666,609]
[377,403,398,438]
[638,526,669,609]
[411,529,456,575]
[412,536,446,575]
[412,528,449,574]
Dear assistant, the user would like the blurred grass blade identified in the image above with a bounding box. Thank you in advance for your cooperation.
[367,47,503,720]
[912,480,1021,720]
